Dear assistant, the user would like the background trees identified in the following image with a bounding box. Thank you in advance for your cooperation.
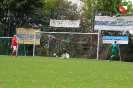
[0,0,45,37]
[81,0,115,18]
[0,0,81,37]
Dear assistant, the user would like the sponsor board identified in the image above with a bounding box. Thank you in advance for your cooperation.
[103,36,128,44]
[50,19,80,28]
[16,28,40,45]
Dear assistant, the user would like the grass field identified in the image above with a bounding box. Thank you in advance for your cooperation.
[0,55,133,88]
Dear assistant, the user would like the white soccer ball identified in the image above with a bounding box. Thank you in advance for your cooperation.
[53,53,56,56]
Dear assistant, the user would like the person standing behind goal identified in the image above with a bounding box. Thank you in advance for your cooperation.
[11,35,17,57]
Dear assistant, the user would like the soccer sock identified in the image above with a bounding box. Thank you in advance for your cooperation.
[110,57,113,60]
[14,51,16,56]
[110,55,115,60]
[12,52,14,56]
[110,55,113,60]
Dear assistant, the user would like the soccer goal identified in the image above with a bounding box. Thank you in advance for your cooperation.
[33,31,100,59]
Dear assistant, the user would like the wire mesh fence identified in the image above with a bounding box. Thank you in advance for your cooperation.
[0,37,25,56]
[0,37,12,55]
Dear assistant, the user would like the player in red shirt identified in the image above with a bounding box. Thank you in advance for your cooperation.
[11,35,17,57]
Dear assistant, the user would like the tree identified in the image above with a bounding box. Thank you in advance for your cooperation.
[44,0,79,20]
[0,0,45,37]
[44,0,80,32]
[81,0,114,18]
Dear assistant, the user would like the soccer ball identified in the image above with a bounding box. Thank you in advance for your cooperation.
[53,53,56,56]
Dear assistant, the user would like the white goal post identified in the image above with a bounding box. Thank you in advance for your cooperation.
[33,31,100,60]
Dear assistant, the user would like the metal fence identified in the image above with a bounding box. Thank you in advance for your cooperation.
[0,37,25,56]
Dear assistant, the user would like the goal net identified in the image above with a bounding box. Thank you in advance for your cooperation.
[33,32,99,59]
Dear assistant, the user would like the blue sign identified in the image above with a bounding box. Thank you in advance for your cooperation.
[17,34,40,39]
[103,36,128,44]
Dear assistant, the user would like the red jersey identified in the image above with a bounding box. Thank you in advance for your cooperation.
[12,37,17,46]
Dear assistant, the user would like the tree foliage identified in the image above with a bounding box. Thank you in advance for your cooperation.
[5,0,44,10]
[0,0,45,37]
[0,0,81,36]
[81,0,115,18]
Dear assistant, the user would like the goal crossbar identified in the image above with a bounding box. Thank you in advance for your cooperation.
[34,31,98,35]
[33,31,100,60]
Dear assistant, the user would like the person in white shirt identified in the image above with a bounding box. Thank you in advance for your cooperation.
[66,53,70,59]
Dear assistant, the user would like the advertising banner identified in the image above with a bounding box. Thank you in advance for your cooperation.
[94,16,133,31]
[102,36,128,44]
[16,28,40,45]
[50,19,80,28]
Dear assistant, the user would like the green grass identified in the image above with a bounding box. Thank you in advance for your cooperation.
[0,55,133,88]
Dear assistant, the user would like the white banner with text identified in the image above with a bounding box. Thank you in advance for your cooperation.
[94,16,133,31]
[50,19,80,28]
